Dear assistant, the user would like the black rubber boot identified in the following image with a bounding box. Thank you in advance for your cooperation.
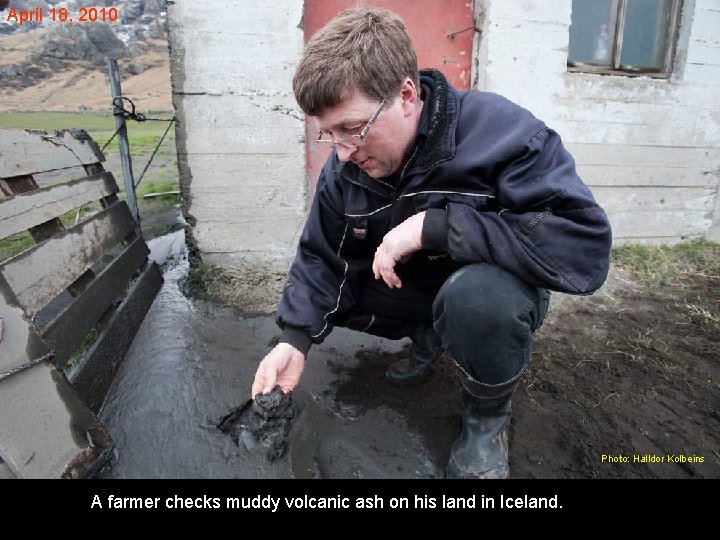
[446,371,518,479]
[385,324,442,386]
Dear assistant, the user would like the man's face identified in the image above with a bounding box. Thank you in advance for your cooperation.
[314,81,419,179]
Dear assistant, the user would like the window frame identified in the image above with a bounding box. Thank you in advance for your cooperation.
[567,0,685,79]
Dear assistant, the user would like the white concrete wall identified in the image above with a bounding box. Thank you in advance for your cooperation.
[475,0,720,243]
[167,0,306,271]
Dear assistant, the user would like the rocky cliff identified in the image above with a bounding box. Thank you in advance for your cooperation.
[0,0,168,92]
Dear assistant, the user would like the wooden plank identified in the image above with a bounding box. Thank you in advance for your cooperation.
[84,163,119,208]
[0,274,53,380]
[0,128,105,178]
[1,173,99,297]
[0,201,136,317]
[0,361,113,478]
[0,172,119,240]
[70,261,163,413]
[0,175,66,243]
[41,238,150,367]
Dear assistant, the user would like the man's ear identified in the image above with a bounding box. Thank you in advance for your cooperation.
[399,77,419,117]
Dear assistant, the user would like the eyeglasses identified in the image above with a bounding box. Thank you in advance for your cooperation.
[316,100,385,148]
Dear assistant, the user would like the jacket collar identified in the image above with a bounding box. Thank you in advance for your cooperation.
[410,68,456,173]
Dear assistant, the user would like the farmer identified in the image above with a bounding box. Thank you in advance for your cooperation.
[252,7,612,478]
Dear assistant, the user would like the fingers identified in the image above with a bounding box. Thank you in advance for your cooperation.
[251,364,275,399]
[372,256,381,280]
[381,268,402,289]
[373,246,402,289]
[251,379,269,399]
[251,380,263,400]
[279,381,295,395]
[252,343,305,399]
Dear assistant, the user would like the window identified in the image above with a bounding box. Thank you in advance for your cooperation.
[568,0,684,77]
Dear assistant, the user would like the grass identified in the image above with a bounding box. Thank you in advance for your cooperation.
[612,239,720,287]
[0,111,176,155]
[66,328,100,370]
[137,180,181,202]
[613,239,720,331]
[627,330,653,351]
[0,231,35,262]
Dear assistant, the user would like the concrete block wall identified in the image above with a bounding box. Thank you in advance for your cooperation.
[167,0,306,271]
[476,0,720,243]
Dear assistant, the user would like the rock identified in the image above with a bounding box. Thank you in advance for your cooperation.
[126,62,145,75]
[217,386,296,462]
[84,23,127,57]
[0,63,51,90]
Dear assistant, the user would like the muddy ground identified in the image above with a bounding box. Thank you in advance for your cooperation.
[99,229,719,479]
[510,265,720,478]
[305,266,720,479]
[348,264,720,479]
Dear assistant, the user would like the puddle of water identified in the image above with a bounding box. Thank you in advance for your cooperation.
[99,230,448,479]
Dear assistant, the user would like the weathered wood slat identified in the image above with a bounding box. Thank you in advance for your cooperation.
[0,128,105,178]
[0,174,66,243]
[0,172,119,240]
[0,361,113,478]
[0,201,136,317]
[70,261,163,413]
[0,274,53,379]
[42,238,149,367]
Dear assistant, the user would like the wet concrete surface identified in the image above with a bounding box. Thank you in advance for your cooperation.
[99,230,450,479]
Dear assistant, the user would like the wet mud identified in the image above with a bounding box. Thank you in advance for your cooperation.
[217,387,295,462]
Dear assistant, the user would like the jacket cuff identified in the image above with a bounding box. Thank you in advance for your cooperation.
[279,327,313,356]
[421,208,449,252]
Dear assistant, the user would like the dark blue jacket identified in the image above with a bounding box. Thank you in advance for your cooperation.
[278,69,612,353]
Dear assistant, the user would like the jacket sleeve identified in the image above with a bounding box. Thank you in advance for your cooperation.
[275,163,356,353]
[441,128,612,294]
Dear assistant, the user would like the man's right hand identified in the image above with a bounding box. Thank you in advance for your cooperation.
[251,342,306,399]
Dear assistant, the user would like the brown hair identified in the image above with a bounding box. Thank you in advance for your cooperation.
[293,8,419,116]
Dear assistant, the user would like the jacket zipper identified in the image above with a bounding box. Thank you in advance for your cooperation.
[393,145,421,200]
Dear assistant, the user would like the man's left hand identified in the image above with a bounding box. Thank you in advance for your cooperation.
[372,211,425,289]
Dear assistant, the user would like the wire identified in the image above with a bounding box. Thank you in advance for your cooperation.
[135,116,177,188]
[99,96,178,188]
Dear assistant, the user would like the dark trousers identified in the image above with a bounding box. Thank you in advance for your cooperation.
[339,263,550,385]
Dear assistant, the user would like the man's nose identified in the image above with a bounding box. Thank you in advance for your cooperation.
[335,144,357,162]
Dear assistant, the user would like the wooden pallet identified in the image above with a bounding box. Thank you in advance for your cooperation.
[0,128,163,478]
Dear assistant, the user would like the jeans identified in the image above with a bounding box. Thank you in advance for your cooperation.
[338,263,550,385]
